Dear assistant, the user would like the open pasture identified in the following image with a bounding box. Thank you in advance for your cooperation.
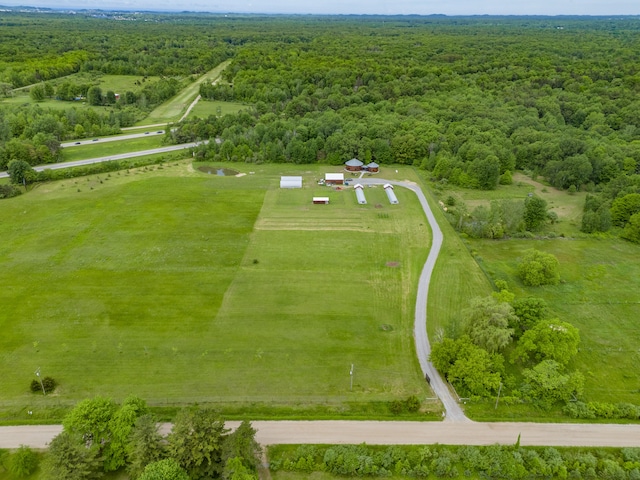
[471,237,640,405]
[0,164,431,420]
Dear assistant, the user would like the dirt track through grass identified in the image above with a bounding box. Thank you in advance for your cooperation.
[138,60,231,126]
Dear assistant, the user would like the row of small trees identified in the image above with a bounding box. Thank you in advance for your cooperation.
[38,396,260,480]
[442,193,554,239]
[270,443,640,479]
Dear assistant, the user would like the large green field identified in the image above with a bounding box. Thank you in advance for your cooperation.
[0,164,432,422]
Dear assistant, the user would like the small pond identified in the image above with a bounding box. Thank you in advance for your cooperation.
[197,166,239,176]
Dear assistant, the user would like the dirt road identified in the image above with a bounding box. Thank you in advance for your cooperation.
[3,421,640,449]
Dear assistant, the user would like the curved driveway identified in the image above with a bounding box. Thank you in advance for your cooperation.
[358,178,467,422]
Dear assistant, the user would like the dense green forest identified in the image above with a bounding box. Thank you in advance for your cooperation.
[2,13,640,231]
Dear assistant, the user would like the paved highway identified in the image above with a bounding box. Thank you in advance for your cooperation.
[0,141,205,179]
[60,129,166,148]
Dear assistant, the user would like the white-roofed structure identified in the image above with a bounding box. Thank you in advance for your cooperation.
[280,176,302,189]
[312,197,330,204]
[354,184,367,204]
[384,183,399,204]
[325,173,344,185]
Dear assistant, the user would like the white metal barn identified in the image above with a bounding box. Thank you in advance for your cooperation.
[280,176,303,189]
[354,184,367,204]
[313,197,330,204]
[325,173,344,185]
[384,183,399,204]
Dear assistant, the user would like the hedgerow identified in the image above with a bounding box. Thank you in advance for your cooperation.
[269,444,640,479]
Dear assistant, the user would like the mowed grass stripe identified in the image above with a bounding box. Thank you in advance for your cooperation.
[0,176,262,403]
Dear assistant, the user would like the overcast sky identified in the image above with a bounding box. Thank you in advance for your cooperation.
[4,0,639,15]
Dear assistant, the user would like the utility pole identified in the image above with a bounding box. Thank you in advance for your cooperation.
[350,364,354,391]
[35,368,46,396]
[494,382,502,410]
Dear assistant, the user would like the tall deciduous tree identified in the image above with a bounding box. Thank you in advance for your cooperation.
[7,159,36,186]
[523,195,548,231]
[104,395,148,472]
[621,213,640,243]
[514,319,580,366]
[62,397,117,452]
[611,193,640,227]
[430,336,503,397]
[522,360,584,407]
[511,297,549,338]
[87,86,103,106]
[463,296,515,353]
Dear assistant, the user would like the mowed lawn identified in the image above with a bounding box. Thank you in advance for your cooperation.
[471,238,640,404]
[0,165,431,417]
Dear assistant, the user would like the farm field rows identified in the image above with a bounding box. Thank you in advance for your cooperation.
[0,163,432,421]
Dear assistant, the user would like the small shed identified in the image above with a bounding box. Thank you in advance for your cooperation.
[325,173,344,185]
[280,176,302,189]
[366,162,379,173]
[345,158,364,171]
[354,184,367,204]
[313,197,330,204]
[384,183,399,204]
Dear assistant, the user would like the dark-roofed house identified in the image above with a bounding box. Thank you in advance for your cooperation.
[345,158,364,171]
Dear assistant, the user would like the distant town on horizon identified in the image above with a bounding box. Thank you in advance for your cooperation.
[1,4,640,16]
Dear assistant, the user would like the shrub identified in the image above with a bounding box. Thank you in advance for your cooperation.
[9,445,39,477]
[499,170,513,185]
[389,400,404,415]
[404,395,421,413]
[30,377,57,394]
[518,249,560,286]
[0,184,22,199]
